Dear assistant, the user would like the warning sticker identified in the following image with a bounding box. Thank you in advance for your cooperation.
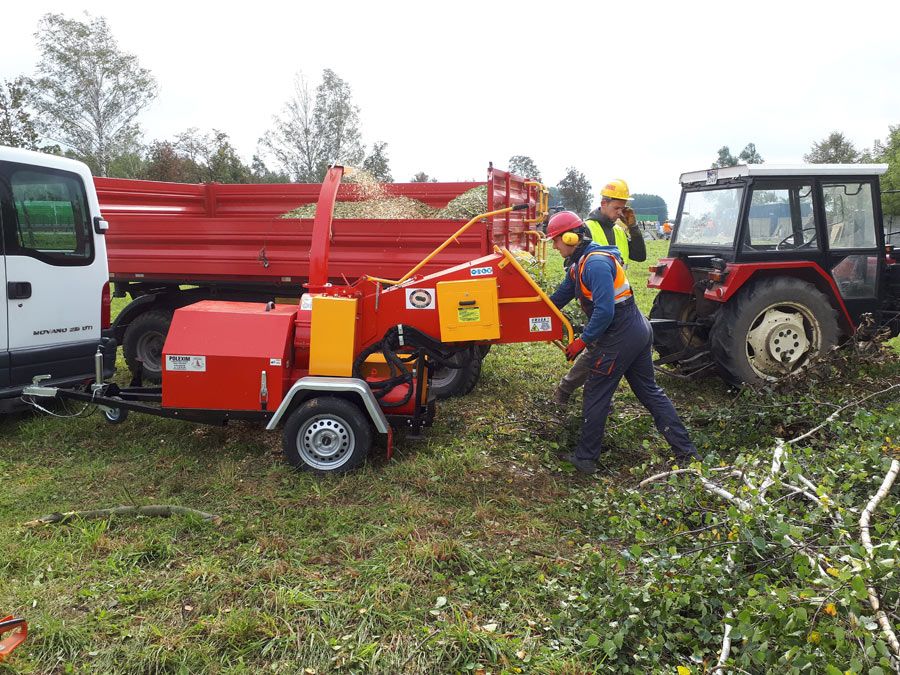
[166,355,207,372]
[529,316,552,332]
[458,306,481,323]
[406,288,435,310]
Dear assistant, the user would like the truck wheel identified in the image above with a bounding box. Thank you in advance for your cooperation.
[282,396,372,474]
[123,309,172,382]
[430,348,482,400]
[649,291,708,358]
[710,278,838,386]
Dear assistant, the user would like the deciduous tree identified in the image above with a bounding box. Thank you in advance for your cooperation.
[261,69,364,182]
[556,167,592,216]
[411,172,437,183]
[508,155,542,180]
[362,142,392,181]
[0,77,45,151]
[29,12,157,176]
[712,143,764,168]
[630,193,668,223]
[804,131,861,163]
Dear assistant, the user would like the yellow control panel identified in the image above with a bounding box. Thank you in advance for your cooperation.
[436,278,500,342]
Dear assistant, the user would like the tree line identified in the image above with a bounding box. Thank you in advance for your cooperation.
[1,12,897,221]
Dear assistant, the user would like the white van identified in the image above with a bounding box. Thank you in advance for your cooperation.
[1,146,114,411]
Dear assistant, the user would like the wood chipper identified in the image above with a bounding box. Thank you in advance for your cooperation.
[24,167,571,473]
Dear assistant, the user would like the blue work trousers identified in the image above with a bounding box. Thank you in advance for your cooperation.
[574,299,698,462]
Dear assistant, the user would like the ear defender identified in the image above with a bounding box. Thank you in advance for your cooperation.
[561,230,581,246]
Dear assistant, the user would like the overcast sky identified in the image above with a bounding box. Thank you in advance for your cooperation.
[4,0,900,212]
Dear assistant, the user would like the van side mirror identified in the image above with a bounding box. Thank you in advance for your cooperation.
[93,216,109,234]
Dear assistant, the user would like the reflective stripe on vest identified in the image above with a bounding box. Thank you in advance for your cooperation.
[568,250,633,304]
[586,219,630,262]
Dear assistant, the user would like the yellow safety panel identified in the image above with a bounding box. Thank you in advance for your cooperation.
[436,278,501,342]
[309,296,358,376]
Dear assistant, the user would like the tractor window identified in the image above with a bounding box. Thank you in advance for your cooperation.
[743,185,816,251]
[823,182,877,249]
[831,254,878,298]
[673,187,743,247]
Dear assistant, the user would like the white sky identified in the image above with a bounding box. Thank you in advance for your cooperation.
[4,0,900,213]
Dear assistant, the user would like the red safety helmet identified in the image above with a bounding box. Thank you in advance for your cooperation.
[545,210,584,240]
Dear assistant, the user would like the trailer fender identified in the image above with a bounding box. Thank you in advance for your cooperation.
[266,377,390,434]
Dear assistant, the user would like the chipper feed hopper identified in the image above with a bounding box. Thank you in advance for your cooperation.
[25,167,571,473]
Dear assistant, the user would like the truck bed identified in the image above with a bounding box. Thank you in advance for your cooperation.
[97,168,541,289]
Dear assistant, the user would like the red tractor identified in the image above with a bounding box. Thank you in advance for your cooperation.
[649,163,899,385]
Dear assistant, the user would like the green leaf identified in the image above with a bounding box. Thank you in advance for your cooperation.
[851,575,868,600]
[584,633,599,648]
[824,665,842,675]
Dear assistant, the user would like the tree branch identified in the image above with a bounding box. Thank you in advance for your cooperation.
[23,504,222,527]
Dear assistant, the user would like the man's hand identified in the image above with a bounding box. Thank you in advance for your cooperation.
[623,206,637,227]
[565,337,586,361]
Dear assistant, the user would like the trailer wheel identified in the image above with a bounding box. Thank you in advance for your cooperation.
[102,397,129,425]
[282,396,372,474]
[123,309,172,383]
[649,291,708,358]
[710,277,838,386]
[430,348,482,400]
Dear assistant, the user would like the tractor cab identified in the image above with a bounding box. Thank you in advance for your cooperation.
[650,164,893,385]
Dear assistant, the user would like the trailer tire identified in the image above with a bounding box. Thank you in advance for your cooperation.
[123,309,173,383]
[649,291,708,358]
[710,277,838,386]
[282,396,372,474]
[430,348,482,400]
[102,397,129,425]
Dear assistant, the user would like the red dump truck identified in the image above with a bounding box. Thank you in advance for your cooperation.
[98,167,546,397]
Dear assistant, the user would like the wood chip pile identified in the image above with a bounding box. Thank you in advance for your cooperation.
[281,170,489,221]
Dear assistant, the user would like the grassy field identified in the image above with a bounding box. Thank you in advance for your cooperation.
[2,240,898,673]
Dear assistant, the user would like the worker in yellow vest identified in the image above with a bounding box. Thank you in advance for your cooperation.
[584,179,646,266]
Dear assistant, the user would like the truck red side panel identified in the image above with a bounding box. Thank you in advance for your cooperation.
[97,168,541,288]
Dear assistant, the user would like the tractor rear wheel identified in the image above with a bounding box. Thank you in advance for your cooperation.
[710,277,838,386]
[649,291,708,358]
[282,396,372,474]
[430,348,482,399]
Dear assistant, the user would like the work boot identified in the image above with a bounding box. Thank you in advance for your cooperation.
[563,452,597,475]
[552,387,570,405]
[671,449,702,465]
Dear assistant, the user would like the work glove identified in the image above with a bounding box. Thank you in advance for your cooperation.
[565,337,586,361]
[622,206,637,227]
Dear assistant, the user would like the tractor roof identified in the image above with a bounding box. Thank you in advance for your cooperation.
[680,163,889,186]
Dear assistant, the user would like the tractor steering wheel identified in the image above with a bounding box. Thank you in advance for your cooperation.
[775,228,817,251]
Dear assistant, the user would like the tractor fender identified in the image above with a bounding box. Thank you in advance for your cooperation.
[705,262,856,333]
[266,376,390,434]
[648,257,694,292]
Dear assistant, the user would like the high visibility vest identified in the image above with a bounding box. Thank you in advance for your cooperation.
[586,219,630,262]
[568,250,633,307]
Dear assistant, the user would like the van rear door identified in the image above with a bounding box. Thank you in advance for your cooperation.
[0,234,8,390]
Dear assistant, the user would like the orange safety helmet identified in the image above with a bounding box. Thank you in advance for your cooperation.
[545,211,586,245]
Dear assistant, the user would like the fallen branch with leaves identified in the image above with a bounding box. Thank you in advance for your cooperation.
[640,381,900,670]
[23,505,222,527]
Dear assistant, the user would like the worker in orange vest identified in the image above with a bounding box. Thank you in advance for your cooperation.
[545,211,699,473]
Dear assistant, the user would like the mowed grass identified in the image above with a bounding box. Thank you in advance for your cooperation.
[1,240,897,673]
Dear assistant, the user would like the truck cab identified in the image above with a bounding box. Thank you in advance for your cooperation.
[649,163,894,385]
[0,146,114,410]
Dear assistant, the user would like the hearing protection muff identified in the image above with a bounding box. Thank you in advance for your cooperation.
[560,226,589,246]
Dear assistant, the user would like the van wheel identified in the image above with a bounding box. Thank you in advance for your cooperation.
[710,278,839,386]
[430,348,482,399]
[123,310,173,383]
[282,397,372,474]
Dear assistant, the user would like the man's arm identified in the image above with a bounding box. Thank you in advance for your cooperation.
[549,270,576,310]
[627,224,647,262]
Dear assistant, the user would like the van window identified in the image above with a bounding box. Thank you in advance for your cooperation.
[6,167,93,266]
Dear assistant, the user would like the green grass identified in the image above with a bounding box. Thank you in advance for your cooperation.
[2,240,898,673]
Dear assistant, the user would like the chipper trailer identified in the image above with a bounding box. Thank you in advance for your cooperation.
[24,167,572,474]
